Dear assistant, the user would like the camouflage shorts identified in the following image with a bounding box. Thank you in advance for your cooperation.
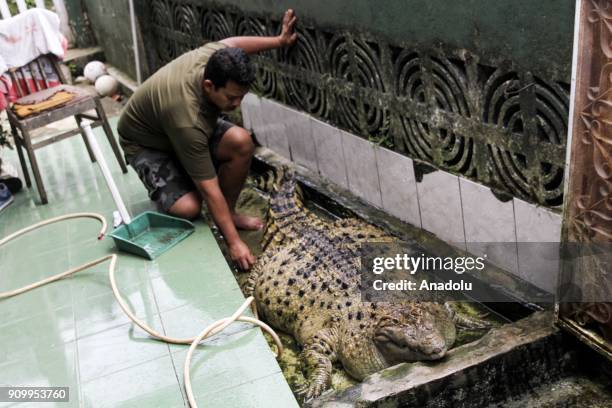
[127,118,234,213]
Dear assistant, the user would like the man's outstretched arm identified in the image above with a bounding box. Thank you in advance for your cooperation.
[197,177,255,270]
[220,9,297,53]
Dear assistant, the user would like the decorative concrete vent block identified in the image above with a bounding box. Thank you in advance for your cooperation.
[340,130,382,207]
[460,177,519,275]
[514,198,562,293]
[375,147,421,228]
[311,118,349,189]
[416,169,466,248]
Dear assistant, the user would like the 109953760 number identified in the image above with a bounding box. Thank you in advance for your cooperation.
[0,387,69,402]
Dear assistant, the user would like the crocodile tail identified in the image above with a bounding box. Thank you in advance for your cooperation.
[262,165,306,246]
[252,165,298,194]
[252,169,277,193]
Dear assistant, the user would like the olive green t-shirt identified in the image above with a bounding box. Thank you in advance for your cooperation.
[117,41,227,181]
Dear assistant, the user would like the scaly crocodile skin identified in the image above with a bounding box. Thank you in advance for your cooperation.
[247,167,480,400]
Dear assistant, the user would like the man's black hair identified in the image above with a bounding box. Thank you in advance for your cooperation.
[204,47,256,88]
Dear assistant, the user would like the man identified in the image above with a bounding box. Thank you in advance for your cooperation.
[118,10,297,270]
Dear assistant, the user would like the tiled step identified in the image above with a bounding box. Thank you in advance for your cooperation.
[64,46,105,72]
[106,65,138,96]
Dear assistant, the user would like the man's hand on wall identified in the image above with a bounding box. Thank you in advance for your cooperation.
[279,9,298,47]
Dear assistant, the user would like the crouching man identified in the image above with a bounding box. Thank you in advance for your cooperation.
[118,10,298,270]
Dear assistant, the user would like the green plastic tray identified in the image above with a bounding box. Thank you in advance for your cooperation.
[109,211,195,259]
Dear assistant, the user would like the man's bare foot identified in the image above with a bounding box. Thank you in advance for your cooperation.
[232,213,264,230]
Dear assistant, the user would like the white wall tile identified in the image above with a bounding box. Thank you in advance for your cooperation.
[263,98,289,124]
[514,199,562,242]
[258,98,290,152]
[460,178,518,274]
[375,147,420,227]
[240,93,257,131]
[340,130,382,207]
[416,169,465,248]
[247,94,266,146]
[265,122,291,159]
[311,118,348,188]
[514,198,562,292]
[286,113,317,172]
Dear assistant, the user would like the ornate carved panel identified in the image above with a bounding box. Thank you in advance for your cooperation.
[146,0,570,208]
[558,0,612,361]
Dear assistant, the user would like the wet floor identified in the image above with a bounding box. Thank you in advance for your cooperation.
[0,119,297,408]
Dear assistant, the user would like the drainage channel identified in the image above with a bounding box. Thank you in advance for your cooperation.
[209,151,611,407]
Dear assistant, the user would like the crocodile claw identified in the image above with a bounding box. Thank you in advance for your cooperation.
[296,380,327,402]
[295,383,308,397]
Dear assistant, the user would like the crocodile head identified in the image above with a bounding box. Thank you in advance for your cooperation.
[373,303,456,364]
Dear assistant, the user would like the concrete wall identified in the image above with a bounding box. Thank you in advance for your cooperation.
[242,94,562,293]
[143,0,573,209]
[139,0,570,291]
[62,0,95,47]
[63,0,149,79]
[81,0,131,76]
[216,0,574,81]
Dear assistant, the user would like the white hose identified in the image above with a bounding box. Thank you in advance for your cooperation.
[0,213,283,407]
[0,213,107,299]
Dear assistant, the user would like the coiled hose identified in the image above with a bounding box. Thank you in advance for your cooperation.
[0,213,283,408]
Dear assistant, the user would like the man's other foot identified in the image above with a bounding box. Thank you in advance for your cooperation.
[232,213,264,230]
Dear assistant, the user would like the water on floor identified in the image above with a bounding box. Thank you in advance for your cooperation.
[0,118,298,408]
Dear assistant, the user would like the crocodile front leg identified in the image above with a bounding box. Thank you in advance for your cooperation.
[444,301,492,330]
[299,327,339,400]
[244,254,271,297]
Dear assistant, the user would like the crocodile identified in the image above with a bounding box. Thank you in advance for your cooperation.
[246,167,485,400]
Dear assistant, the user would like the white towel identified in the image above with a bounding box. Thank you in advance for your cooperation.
[0,8,65,75]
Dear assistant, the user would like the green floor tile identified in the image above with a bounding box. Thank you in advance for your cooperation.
[1,399,79,408]
[126,188,151,205]
[65,217,111,245]
[150,267,241,313]
[0,252,73,328]
[202,372,298,408]
[0,306,75,357]
[2,241,71,279]
[0,340,80,408]
[1,215,63,245]
[158,294,254,350]
[76,317,168,383]
[74,280,160,339]
[172,328,295,406]
[128,199,157,216]
[0,116,296,407]
[69,244,149,304]
[145,225,231,277]
[81,354,183,408]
